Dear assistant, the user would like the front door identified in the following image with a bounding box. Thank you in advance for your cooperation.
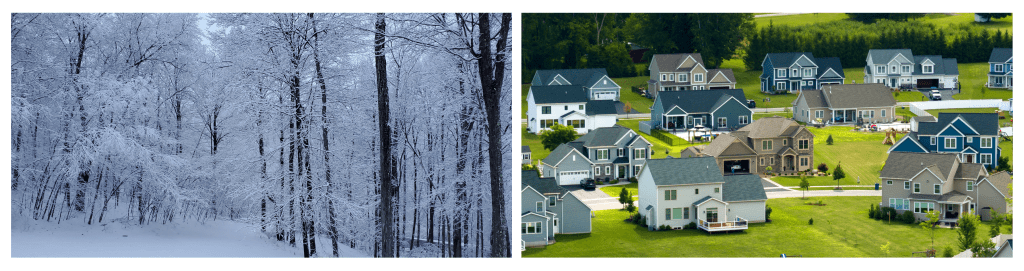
[890,78,897,88]
[791,82,799,91]
[706,208,719,223]
[553,218,559,234]
[965,154,974,163]
[617,165,627,179]
[693,118,703,127]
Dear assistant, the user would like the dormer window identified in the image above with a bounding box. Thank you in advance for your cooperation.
[995,64,1004,72]
[923,65,933,74]
[902,65,910,73]
[694,73,703,82]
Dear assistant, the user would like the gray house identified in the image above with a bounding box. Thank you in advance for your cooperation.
[522,170,592,248]
[539,125,653,185]
[879,152,1013,225]
[864,49,959,89]
[760,52,845,94]
[637,157,767,232]
[648,53,737,100]
[792,84,897,125]
[522,146,532,165]
[987,48,1012,89]
[649,89,752,132]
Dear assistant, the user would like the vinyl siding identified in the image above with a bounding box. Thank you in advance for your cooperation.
[711,98,753,130]
[521,214,549,246]
[728,201,766,223]
[558,193,593,234]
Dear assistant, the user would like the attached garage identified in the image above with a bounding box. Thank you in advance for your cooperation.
[709,86,730,90]
[593,91,616,100]
[558,170,589,185]
[917,79,939,89]
[722,160,750,174]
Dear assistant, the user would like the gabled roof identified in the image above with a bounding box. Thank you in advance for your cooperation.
[540,142,589,167]
[980,171,1013,198]
[765,52,815,68]
[655,89,747,114]
[643,157,724,186]
[820,84,896,109]
[585,100,618,115]
[989,48,1013,63]
[700,132,757,158]
[797,89,829,108]
[522,146,531,153]
[530,85,588,104]
[533,68,610,87]
[652,53,705,72]
[722,174,768,202]
[913,55,958,76]
[815,57,845,78]
[573,125,635,147]
[736,116,805,138]
[692,195,727,206]
[707,69,737,83]
[868,49,915,65]
[881,152,959,180]
[522,170,570,197]
[917,113,1000,136]
[954,163,985,180]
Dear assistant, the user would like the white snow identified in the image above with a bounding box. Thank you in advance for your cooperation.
[11,214,368,258]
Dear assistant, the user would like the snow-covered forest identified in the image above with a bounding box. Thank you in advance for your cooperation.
[10,13,512,258]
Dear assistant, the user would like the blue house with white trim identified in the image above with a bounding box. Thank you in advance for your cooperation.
[889,113,1003,170]
[649,89,752,131]
[987,48,1012,89]
[521,170,592,248]
[760,52,845,94]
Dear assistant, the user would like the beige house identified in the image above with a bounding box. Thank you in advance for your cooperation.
[792,84,897,125]
[880,152,1013,225]
[695,116,814,175]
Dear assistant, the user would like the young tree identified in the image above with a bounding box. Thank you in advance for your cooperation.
[919,210,940,251]
[618,187,630,209]
[957,212,980,252]
[539,123,578,150]
[832,163,846,188]
[826,134,834,145]
[799,173,810,199]
[989,209,1003,238]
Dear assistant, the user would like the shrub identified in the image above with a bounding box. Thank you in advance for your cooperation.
[817,163,829,173]
[826,134,834,145]
[900,209,916,224]
[809,218,814,225]
[610,179,620,184]
[879,207,900,221]
[684,222,698,230]
[765,206,773,222]
[629,177,637,183]
[868,204,877,219]
[942,246,955,258]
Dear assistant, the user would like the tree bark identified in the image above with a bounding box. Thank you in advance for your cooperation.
[374,12,397,258]
[477,12,512,258]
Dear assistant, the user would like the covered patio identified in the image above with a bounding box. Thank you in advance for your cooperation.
[831,109,857,124]
[935,193,974,227]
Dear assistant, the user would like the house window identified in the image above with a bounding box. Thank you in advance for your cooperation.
[931,137,936,145]
[876,66,885,74]
[777,69,787,77]
[683,207,689,219]
[995,64,1003,72]
[759,158,764,166]
[695,188,699,194]
[914,183,920,193]
[980,154,992,165]
[886,180,893,185]
[783,139,788,146]
[541,106,551,114]
[792,68,798,76]
[776,82,786,90]
[694,73,703,82]
[605,166,611,175]
[815,110,824,119]
[548,196,557,206]
[665,190,677,200]
[634,165,642,175]
[981,137,993,148]
[914,202,935,213]
[579,105,584,110]
[934,184,941,194]
[718,117,727,128]
[536,202,543,212]
[672,208,683,220]
[681,73,689,82]
[800,81,807,86]
[665,208,672,220]
[540,119,556,128]
[967,136,973,143]
[967,181,974,191]
[902,65,910,73]
[945,138,956,149]
[595,166,601,175]
[739,115,749,125]
[798,139,809,149]
[923,65,933,73]
[890,65,897,73]
[564,105,568,111]
[881,109,886,117]
[803,68,812,77]
[523,153,530,160]
[669,74,675,81]
[522,222,541,234]
[661,74,667,81]
[597,149,609,160]
[634,148,647,159]
[890,198,910,210]
[568,119,585,128]
[770,157,775,165]
[904,181,910,190]
[714,187,720,193]
[618,148,624,157]
[801,157,808,166]
[762,140,773,150]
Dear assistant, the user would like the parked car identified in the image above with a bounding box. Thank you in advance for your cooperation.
[930,90,942,100]
[747,99,756,108]
[579,179,596,190]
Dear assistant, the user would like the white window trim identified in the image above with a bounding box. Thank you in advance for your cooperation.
[523,222,541,234]
[718,117,727,128]
[981,154,993,165]
[595,166,601,175]
[944,137,956,149]
[902,65,910,73]
[739,115,749,125]
[803,68,812,77]
[776,82,786,90]
[886,180,893,185]
[904,181,910,190]
[966,136,972,143]
[618,148,624,157]
[541,106,551,115]
[777,69,786,78]
[536,201,544,212]
[934,184,941,194]
[981,137,993,148]
[914,183,920,193]
[923,65,934,74]
[661,74,667,81]
[995,64,1003,72]
[881,109,886,117]
[694,73,703,82]
[967,181,974,191]
[605,166,611,175]
[680,73,688,82]
[597,149,609,160]
[815,110,823,119]
[876,66,885,74]
[669,74,675,81]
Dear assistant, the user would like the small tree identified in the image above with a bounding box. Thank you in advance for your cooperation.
[957,212,980,252]
[799,173,811,199]
[971,239,997,257]
[765,206,773,222]
[832,163,846,188]
[539,123,578,151]
[826,134,834,145]
[521,163,537,171]
[618,187,631,209]
[996,156,1011,172]
[989,209,1003,238]
[920,210,940,251]
[764,166,773,175]
[626,200,636,213]
[817,163,829,174]
[942,246,955,258]
[622,102,632,113]
[880,241,892,257]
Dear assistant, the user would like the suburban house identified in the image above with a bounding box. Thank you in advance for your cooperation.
[637,156,767,232]
[994,234,1013,258]
[539,125,653,185]
[987,48,1013,89]
[648,89,752,132]
[863,49,959,89]
[522,170,592,248]
[526,68,621,134]
[522,146,532,165]
[693,116,814,175]
[759,52,845,94]
[648,53,737,100]
[879,152,1012,225]
[889,112,1003,170]
[792,84,897,125]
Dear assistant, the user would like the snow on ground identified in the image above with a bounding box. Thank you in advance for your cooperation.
[11,214,368,257]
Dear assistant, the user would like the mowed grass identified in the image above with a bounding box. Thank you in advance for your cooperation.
[599,182,638,199]
[617,119,708,159]
[720,59,797,108]
[1000,137,1012,166]
[913,13,1013,34]
[926,107,1012,127]
[954,62,1014,100]
[522,124,552,165]
[523,196,998,257]
[754,13,850,29]
[772,126,890,185]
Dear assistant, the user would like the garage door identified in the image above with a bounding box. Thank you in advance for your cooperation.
[558,171,590,185]
[722,160,749,174]
[709,86,730,90]
[917,79,939,89]
[593,91,616,100]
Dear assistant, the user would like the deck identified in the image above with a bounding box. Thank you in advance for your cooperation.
[698,217,748,232]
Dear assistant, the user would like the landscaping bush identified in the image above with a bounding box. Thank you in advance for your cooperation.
[765,206,773,222]
[900,209,916,224]
[809,218,814,225]
[817,163,829,174]
[826,134,834,145]
[610,179,619,184]
[942,246,955,258]
[879,207,900,221]
[684,222,698,230]
[629,177,637,183]
[868,204,877,219]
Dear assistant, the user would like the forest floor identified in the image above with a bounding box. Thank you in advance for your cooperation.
[11,213,368,257]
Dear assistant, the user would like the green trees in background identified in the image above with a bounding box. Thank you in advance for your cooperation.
[847,13,925,23]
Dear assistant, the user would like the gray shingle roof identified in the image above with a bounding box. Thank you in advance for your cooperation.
[644,157,724,186]
[913,56,958,76]
[913,116,937,123]
[530,85,587,104]
[585,100,618,115]
[955,163,984,180]
[522,146,531,153]
[736,116,804,138]
[693,195,717,206]
[655,89,747,114]
[989,48,1013,63]
[880,152,959,180]
[917,113,1000,136]
[869,49,915,65]
[652,53,705,72]
[708,69,738,83]
[984,171,1013,197]
[820,84,896,109]
[701,133,746,157]
[533,68,610,87]
[939,191,971,203]
[540,142,587,166]
[522,170,569,197]
[574,125,633,147]
[765,52,814,68]
[722,174,768,202]
[816,57,845,78]
[797,89,828,108]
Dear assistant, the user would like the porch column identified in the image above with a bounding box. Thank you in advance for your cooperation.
[959,203,963,217]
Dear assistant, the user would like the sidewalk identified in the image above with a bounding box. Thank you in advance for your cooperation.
[766,189,881,199]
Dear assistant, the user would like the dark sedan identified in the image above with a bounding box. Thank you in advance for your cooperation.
[579,179,596,190]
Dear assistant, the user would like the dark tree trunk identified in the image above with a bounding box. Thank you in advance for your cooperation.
[374,12,397,258]
[476,12,512,258]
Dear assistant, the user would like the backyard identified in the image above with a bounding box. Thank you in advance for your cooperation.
[926,107,1012,127]
[617,119,709,160]
[523,196,999,257]
[771,126,889,187]
[599,182,638,199]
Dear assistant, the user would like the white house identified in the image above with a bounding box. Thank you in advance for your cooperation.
[864,49,959,89]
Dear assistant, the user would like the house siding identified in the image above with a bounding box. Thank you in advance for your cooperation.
[637,166,659,230]
[976,181,1009,220]
[656,183,724,229]
[521,214,549,247]
[711,98,753,131]
[548,152,594,185]
[558,193,593,234]
[728,201,766,223]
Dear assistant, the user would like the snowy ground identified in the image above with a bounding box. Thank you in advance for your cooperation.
[11,214,368,257]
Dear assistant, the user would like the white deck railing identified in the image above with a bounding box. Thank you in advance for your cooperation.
[698,217,748,231]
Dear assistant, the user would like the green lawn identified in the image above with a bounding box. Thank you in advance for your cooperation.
[599,182,638,199]
[773,175,862,187]
[807,186,878,191]
[720,59,797,109]
[926,107,1012,127]
[617,119,709,159]
[913,13,1013,34]
[893,91,928,102]
[1000,137,1012,167]
[521,84,530,118]
[522,124,551,165]
[954,62,1014,101]
[754,112,792,120]
[754,13,850,29]
[789,126,890,185]
[524,196,998,257]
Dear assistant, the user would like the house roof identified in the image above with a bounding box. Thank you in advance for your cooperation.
[692,195,718,206]
[816,57,846,78]
[541,142,588,167]
[954,163,984,180]
[797,89,829,108]
[655,89,747,114]
[940,191,971,203]
[868,49,915,65]
[880,152,960,180]
[984,171,1013,198]
[585,100,618,115]
[522,170,569,197]
[707,69,737,82]
[530,85,588,104]
[820,84,896,109]
[533,68,610,87]
[989,48,1013,63]
[643,157,724,186]
[700,132,748,157]
[913,55,959,76]
[652,53,705,72]
[917,113,1000,136]
[913,116,937,123]
[765,52,815,67]
[522,146,531,153]
[573,125,634,147]
[722,174,768,202]
[736,116,804,138]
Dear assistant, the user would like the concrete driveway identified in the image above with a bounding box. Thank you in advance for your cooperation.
[916,89,957,101]
[564,185,636,211]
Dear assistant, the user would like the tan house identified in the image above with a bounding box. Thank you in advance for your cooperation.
[792,84,897,125]
[880,152,1013,225]
[695,116,814,175]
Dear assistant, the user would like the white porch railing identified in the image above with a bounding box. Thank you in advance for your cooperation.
[698,217,748,232]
